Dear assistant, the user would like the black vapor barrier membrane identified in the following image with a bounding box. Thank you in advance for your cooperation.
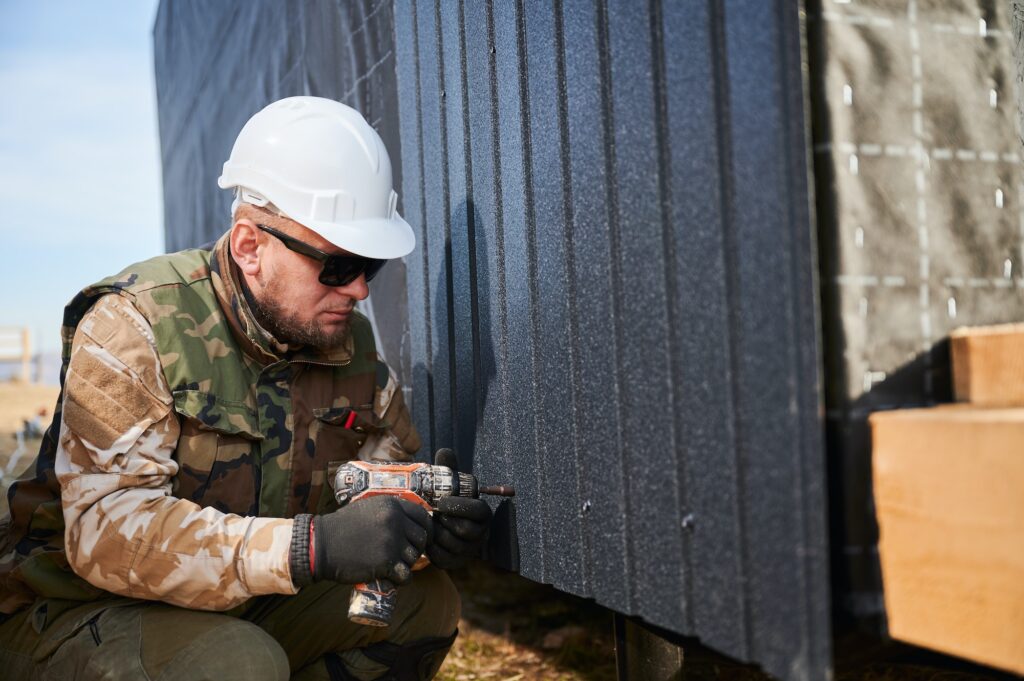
[807,0,1024,628]
[153,0,411,379]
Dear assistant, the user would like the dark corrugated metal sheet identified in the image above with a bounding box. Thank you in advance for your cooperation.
[395,2,830,679]
[153,1,831,678]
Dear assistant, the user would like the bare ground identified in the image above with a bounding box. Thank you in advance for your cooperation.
[440,562,617,681]
[0,381,59,516]
[0,381,58,435]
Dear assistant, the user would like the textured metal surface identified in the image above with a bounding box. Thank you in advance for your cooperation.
[153,1,832,679]
[395,2,830,679]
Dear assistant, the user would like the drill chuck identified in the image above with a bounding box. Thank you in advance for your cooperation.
[455,471,477,498]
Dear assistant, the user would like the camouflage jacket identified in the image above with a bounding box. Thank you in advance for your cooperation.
[0,233,419,614]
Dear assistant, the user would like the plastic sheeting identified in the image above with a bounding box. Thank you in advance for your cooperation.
[809,0,1024,624]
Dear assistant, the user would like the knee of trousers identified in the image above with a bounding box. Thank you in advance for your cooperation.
[389,566,461,641]
[154,617,291,681]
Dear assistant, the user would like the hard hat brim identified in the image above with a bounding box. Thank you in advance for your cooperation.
[305,214,416,260]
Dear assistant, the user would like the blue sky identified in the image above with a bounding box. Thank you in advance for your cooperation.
[0,1,163,357]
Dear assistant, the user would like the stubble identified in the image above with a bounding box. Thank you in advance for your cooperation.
[249,276,351,350]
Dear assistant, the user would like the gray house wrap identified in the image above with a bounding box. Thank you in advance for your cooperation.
[809,0,1024,623]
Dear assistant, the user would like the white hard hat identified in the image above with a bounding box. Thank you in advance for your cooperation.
[218,96,414,259]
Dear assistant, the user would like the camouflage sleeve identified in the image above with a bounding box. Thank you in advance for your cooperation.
[357,357,422,462]
[55,294,297,611]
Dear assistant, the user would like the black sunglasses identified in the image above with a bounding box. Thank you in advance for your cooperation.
[257,224,386,287]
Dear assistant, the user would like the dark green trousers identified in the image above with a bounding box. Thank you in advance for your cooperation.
[0,566,460,680]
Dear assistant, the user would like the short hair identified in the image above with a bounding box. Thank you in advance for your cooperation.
[230,187,287,222]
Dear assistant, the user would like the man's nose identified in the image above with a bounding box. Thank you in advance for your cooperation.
[336,274,370,301]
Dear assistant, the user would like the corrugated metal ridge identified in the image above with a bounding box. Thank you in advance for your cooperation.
[395,1,829,679]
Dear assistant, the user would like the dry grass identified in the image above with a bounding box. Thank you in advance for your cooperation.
[438,620,600,681]
[439,562,617,681]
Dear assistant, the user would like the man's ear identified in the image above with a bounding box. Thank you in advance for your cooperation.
[230,220,263,277]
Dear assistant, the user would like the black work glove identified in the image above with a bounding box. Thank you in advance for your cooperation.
[427,449,493,570]
[289,496,432,587]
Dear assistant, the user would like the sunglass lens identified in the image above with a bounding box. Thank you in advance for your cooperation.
[364,259,386,282]
[319,256,387,286]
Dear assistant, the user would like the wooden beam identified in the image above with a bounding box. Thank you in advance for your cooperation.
[951,323,1024,406]
[871,405,1024,674]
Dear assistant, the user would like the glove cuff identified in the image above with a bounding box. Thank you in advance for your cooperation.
[289,514,314,587]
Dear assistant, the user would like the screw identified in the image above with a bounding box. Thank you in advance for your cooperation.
[681,513,695,531]
[581,500,592,514]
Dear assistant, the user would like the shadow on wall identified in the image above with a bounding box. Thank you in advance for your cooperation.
[826,339,952,632]
[413,200,519,571]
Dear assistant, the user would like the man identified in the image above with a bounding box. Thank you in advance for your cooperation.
[0,96,490,680]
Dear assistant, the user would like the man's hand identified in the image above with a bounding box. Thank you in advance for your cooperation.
[294,496,433,586]
[427,449,493,570]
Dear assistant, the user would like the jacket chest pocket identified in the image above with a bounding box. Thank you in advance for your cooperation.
[172,390,262,516]
[308,406,381,513]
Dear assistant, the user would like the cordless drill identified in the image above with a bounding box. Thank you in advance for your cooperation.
[332,459,515,626]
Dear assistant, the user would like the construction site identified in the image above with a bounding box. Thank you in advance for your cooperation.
[0,0,1022,679]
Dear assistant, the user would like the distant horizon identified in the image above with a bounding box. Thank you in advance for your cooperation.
[0,351,61,386]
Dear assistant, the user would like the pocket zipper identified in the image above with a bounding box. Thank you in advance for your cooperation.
[87,613,102,646]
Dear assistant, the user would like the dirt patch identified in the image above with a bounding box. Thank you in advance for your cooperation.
[0,381,59,435]
[0,381,60,516]
[439,562,617,681]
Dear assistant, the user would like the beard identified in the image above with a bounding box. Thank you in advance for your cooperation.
[248,275,351,351]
